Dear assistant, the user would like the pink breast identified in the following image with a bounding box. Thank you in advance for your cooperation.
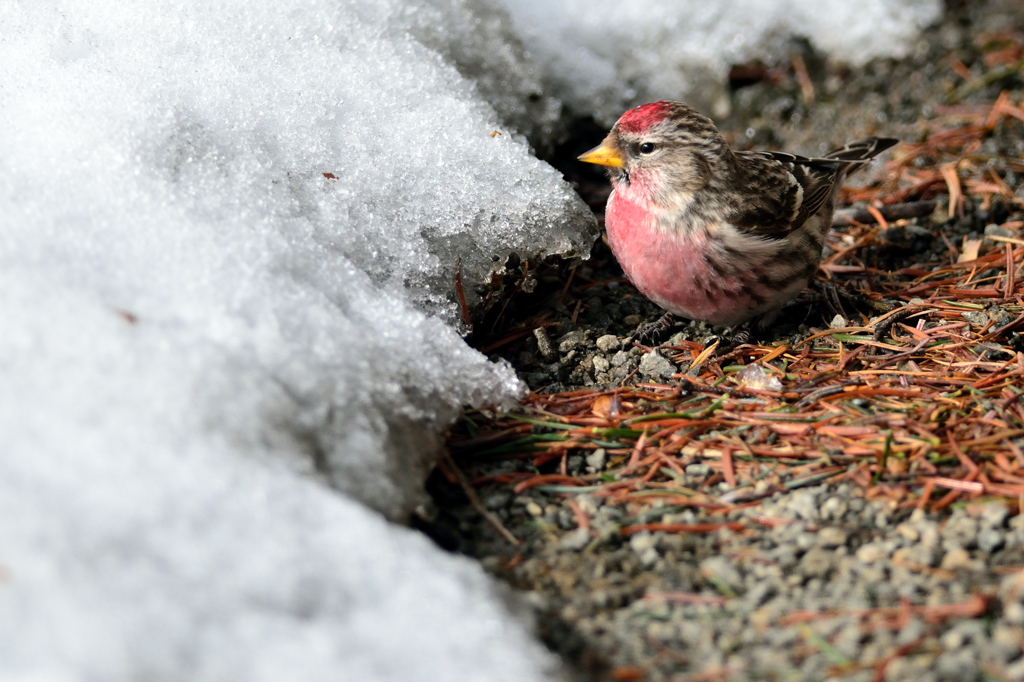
[604,191,754,326]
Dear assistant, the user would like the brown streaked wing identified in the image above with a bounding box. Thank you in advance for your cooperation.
[785,160,841,227]
[727,152,833,239]
[784,137,898,225]
[727,137,897,239]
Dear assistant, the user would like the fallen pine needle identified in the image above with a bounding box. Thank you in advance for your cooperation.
[440,450,521,546]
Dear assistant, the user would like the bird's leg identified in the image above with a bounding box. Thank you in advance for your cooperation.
[711,325,756,355]
[814,280,893,323]
[820,281,848,322]
[700,321,757,361]
[633,312,677,345]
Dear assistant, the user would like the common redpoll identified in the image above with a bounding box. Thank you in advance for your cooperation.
[579,100,897,329]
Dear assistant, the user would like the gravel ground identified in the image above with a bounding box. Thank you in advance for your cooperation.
[424,3,1024,680]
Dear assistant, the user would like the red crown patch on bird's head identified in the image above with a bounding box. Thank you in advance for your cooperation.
[615,101,673,134]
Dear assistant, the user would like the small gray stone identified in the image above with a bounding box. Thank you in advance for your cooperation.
[961,310,988,328]
[918,522,941,549]
[986,222,1016,238]
[935,649,976,680]
[948,620,986,646]
[638,350,675,378]
[558,527,592,552]
[483,490,511,511]
[588,589,610,609]
[992,623,1024,663]
[596,334,620,352]
[884,654,935,682]
[785,490,819,522]
[939,548,983,572]
[743,582,775,609]
[800,547,833,577]
[592,505,622,532]
[796,532,817,551]
[557,330,588,353]
[586,449,607,471]
[941,513,978,549]
[629,532,660,566]
[608,365,630,382]
[981,502,1011,528]
[893,545,938,568]
[533,327,554,358]
[630,532,657,552]
[833,624,862,659]
[856,543,888,564]
[818,527,848,548]
[897,617,927,646]
[574,355,592,375]
[662,510,697,525]
[610,350,631,367]
[895,522,920,542]
[820,496,847,521]
[1007,602,1024,625]
[522,371,549,385]
[700,555,744,591]
[574,494,600,516]
[686,463,710,477]
[978,528,1005,553]
[940,628,966,651]
[667,332,687,345]
[592,356,610,373]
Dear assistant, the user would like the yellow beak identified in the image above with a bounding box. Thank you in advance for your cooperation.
[578,142,624,168]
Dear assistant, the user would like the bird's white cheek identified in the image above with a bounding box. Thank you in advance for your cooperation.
[624,168,683,211]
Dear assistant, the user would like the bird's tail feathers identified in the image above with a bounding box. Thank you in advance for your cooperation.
[824,137,898,163]
[821,136,898,180]
[768,137,897,175]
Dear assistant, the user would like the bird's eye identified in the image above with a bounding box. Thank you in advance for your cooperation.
[639,142,656,154]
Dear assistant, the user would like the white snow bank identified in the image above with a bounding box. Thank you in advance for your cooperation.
[0,336,557,680]
[0,1,585,679]
[396,0,566,150]
[500,0,942,123]
[1,0,597,515]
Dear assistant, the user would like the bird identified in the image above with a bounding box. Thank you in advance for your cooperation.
[578,100,897,333]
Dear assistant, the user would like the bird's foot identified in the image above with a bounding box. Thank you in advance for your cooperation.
[727,327,752,347]
[633,312,678,345]
[708,326,755,357]
[705,318,775,363]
